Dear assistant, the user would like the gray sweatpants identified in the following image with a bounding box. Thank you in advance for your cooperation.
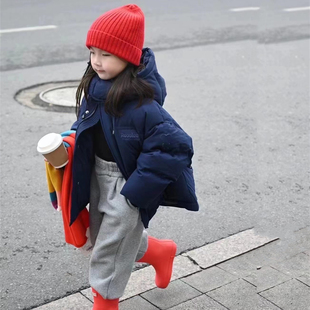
[89,156,148,300]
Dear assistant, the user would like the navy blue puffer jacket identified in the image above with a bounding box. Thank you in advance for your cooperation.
[71,48,199,228]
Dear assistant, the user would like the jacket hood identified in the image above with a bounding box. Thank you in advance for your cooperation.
[138,48,167,106]
[88,48,167,106]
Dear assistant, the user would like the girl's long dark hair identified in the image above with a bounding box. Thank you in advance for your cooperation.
[75,60,154,117]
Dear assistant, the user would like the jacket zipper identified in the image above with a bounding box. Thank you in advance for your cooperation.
[112,117,115,135]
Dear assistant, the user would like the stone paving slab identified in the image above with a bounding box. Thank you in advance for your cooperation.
[182,266,238,293]
[121,266,157,300]
[120,255,201,301]
[297,274,310,287]
[185,229,278,269]
[80,288,93,302]
[293,226,310,250]
[304,249,310,256]
[259,279,310,310]
[271,253,310,278]
[224,238,302,268]
[141,280,201,310]
[33,293,92,309]
[207,279,281,310]
[244,266,292,293]
[171,255,201,281]
[257,226,310,265]
[79,287,161,309]
[217,251,263,278]
[119,296,158,310]
[167,294,228,310]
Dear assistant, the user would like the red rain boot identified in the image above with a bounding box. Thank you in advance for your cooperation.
[92,288,119,310]
[138,236,177,288]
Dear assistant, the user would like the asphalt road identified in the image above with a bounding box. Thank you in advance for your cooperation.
[0,1,309,309]
[1,0,310,70]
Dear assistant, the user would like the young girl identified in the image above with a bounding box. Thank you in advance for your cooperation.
[71,4,199,309]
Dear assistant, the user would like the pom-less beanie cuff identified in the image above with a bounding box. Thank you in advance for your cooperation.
[86,30,142,66]
[86,4,145,66]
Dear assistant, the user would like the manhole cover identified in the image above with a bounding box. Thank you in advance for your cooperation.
[40,86,77,107]
[15,81,79,112]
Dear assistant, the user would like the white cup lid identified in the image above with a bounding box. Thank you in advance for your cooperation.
[37,133,63,154]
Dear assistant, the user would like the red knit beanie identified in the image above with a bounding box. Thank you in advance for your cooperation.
[86,4,144,66]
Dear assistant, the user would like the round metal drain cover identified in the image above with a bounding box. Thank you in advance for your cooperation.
[40,86,77,107]
[15,81,79,112]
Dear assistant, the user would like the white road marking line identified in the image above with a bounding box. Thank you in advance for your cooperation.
[230,7,260,12]
[0,25,57,34]
[283,6,310,12]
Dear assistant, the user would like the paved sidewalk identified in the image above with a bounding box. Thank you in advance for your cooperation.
[32,226,310,310]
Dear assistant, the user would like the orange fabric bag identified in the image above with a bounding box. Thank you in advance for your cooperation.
[45,132,89,248]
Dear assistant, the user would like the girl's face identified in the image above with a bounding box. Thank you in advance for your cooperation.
[90,46,128,80]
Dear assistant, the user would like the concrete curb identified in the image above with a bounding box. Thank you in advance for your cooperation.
[32,228,281,309]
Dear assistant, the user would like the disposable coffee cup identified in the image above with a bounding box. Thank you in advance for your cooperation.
[37,133,69,168]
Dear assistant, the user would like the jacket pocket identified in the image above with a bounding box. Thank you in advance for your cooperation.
[182,167,197,201]
[126,198,139,212]
[162,166,197,207]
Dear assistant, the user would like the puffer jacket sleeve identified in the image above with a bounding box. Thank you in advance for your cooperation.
[120,118,194,209]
